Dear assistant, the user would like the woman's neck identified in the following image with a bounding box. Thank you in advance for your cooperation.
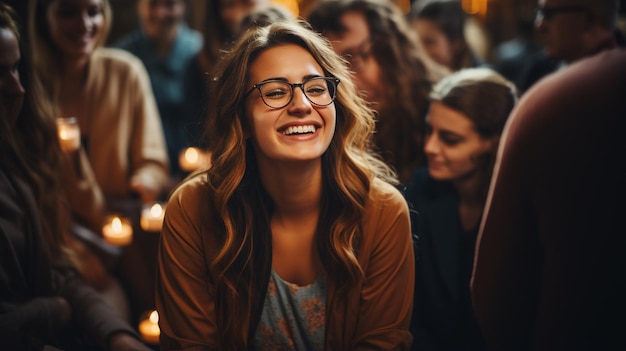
[453,169,488,231]
[452,169,486,207]
[258,159,323,220]
[57,56,90,122]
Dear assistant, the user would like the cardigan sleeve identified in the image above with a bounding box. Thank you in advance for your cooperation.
[125,54,170,198]
[155,176,219,350]
[351,183,415,350]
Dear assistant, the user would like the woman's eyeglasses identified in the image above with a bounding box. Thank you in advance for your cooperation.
[245,76,340,109]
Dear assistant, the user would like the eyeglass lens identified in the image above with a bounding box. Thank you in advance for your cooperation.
[258,77,338,108]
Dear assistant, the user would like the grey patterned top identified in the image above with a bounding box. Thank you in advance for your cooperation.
[252,269,327,350]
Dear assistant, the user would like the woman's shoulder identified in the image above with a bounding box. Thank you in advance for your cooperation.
[369,178,409,213]
[404,166,452,202]
[169,172,210,205]
[91,47,147,73]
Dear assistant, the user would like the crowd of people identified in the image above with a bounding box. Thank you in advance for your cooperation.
[0,0,624,349]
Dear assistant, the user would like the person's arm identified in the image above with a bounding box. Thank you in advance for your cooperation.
[126,56,169,203]
[53,267,150,351]
[352,185,415,350]
[155,178,219,350]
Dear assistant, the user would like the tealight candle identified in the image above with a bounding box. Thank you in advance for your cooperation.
[102,215,133,246]
[56,117,81,152]
[138,310,160,344]
[140,202,166,232]
[178,147,209,172]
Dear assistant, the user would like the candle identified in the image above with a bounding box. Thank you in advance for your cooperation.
[138,310,160,344]
[56,117,81,152]
[178,147,209,172]
[102,215,133,246]
[140,202,166,232]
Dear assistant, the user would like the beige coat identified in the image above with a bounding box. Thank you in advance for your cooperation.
[63,48,169,228]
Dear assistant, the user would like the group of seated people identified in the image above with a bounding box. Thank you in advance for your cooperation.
[1,0,624,350]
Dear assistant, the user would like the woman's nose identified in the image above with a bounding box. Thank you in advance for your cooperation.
[288,86,313,114]
[424,134,439,155]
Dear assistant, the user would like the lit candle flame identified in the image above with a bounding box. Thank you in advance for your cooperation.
[185,148,199,163]
[112,217,122,233]
[149,310,159,323]
[150,203,163,217]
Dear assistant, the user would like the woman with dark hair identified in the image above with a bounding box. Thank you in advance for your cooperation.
[308,0,449,184]
[156,20,414,350]
[197,0,269,76]
[0,3,149,350]
[404,68,517,351]
[408,0,482,72]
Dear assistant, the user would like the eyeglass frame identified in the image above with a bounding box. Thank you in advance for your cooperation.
[535,5,588,21]
[245,76,341,109]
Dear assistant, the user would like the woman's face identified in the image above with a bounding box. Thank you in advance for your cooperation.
[46,0,105,60]
[412,18,454,70]
[0,27,25,125]
[244,44,337,165]
[325,11,382,105]
[424,102,495,181]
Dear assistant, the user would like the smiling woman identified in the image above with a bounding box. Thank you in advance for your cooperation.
[156,20,415,350]
[28,0,169,322]
[404,67,517,351]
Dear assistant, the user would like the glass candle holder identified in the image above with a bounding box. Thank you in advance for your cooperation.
[138,310,160,344]
[140,202,166,232]
[56,117,81,152]
[102,214,133,246]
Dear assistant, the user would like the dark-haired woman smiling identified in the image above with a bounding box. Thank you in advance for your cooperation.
[405,68,517,351]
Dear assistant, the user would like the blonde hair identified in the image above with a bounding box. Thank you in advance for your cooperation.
[29,0,112,106]
[201,20,396,347]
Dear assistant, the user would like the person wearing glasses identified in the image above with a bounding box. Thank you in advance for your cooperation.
[308,0,448,185]
[155,20,414,350]
[517,0,623,93]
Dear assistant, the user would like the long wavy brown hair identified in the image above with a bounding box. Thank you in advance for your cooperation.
[0,3,71,264]
[308,0,449,184]
[201,20,396,347]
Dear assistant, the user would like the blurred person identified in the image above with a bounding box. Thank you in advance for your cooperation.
[115,0,204,179]
[517,0,623,93]
[471,48,626,351]
[404,68,517,351]
[156,21,414,349]
[238,2,294,36]
[29,0,169,321]
[308,0,449,184]
[0,3,151,350]
[491,10,542,84]
[198,0,269,76]
[409,0,483,72]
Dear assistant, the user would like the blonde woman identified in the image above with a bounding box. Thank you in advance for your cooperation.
[156,21,414,350]
[29,0,169,320]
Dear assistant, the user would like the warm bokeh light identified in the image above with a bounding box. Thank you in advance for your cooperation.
[462,0,488,17]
